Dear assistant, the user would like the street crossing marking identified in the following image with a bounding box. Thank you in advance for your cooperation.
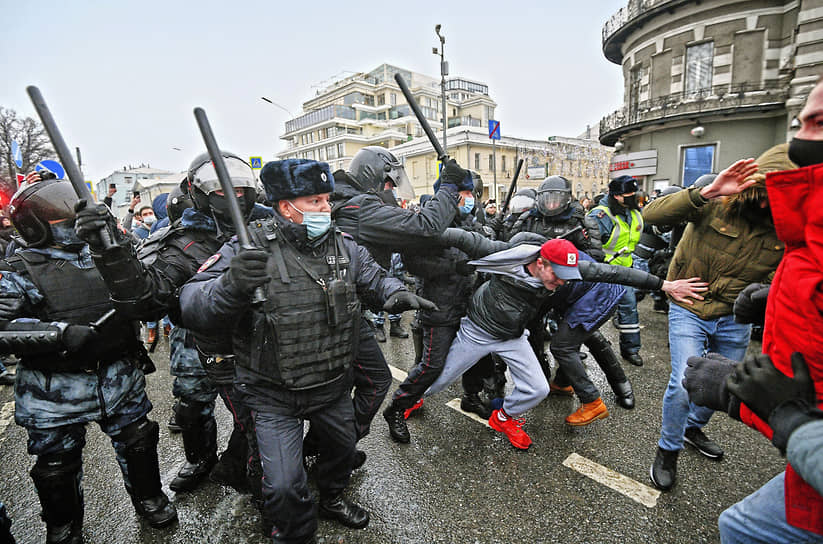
[388,364,408,382]
[562,452,660,508]
[445,398,490,427]
[0,401,15,439]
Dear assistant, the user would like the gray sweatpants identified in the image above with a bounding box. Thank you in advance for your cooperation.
[424,317,550,416]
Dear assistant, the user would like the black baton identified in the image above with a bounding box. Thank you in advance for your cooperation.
[394,73,447,161]
[26,86,117,250]
[193,107,266,304]
[501,159,524,217]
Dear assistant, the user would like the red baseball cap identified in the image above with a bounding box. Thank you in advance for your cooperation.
[539,239,582,280]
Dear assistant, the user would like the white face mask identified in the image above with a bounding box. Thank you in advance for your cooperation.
[142,214,156,226]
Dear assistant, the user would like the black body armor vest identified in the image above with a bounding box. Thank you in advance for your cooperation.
[235,222,360,390]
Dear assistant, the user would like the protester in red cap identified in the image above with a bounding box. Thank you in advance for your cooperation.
[423,236,706,449]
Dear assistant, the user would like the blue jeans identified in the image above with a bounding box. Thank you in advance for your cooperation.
[719,471,823,543]
[659,304,751,451]
[616,286,641,354]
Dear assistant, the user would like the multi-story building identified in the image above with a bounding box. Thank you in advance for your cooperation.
[278,64,497,172]
[599,0,822,192]
[391,130,613,202]
[96,165,175,218]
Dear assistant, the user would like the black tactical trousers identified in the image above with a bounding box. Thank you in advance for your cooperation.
[248,378,356,543]
[550,312,615,404]
[391,323,457,409]
[352,318,392,439]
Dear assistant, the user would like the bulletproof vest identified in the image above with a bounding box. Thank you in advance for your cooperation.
[9,250,138,368]
[514,208,586,247]
[236,221,360,390]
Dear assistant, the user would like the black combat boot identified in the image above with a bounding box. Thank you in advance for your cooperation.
[460,393,491,419]
[209,426,249,493]
[650,447,679,491]
[167,399,182,433]
[170,400,218,492]
[120,420,178,527]
[319,493,369,529]
[30,449,84,544]
[586,332,635,410]
[389,320,409,338]
[382,404,410,443]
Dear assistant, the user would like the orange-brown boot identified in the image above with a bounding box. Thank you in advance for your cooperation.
[163,323,172,337]
[549,381,574,397]
[146,326,157,345]
[565,398,609,426]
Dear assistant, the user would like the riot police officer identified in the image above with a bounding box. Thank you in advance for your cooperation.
[73,151,263,498]
[0,178,176,542]
[329,146,472,441]
[178,159,435,543]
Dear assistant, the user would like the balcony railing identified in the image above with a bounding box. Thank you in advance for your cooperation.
[599,82,787,144]
[602,0,672,44]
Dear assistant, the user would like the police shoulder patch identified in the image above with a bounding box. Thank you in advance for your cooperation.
[197,253,221,273]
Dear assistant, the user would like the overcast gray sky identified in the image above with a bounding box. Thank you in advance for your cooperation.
[0,0,628,182]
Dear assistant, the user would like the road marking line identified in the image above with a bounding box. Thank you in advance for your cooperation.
[562,452,660,508]
[0,401,15,439]
[388,364,407,382]
[445,398,491,427]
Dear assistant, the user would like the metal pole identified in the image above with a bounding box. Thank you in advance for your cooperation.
[441,53,447,156]
[492,138,497,197]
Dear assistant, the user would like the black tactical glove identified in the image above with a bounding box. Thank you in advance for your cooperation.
[486,214,503,233]
[223,249,270,296]
[683,353,738,412]
[62,324,97,353]
[0,297,24,320]
[733,282,769,325]
[74,200,120,251]
[442,159,471,190]
[383,291,439,313]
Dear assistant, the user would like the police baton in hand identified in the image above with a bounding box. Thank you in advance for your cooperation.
[193,107,266,304]
[26,86,117,251]
[500,158,524,217]
[394,73,447,161]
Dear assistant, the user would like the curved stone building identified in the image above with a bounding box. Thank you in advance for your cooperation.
[599,0,822,190]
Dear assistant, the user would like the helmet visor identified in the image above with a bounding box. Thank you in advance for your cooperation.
[537,190,570,216]
[191,157,256,195]
[386,167,415,201]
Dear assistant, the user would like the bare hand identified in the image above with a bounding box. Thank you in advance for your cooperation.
[662,277,708,304]
[130,195,141,209]
[699,159,759,200]
[25,171,41,184]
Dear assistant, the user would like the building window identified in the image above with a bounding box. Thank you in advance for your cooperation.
[474,153,480,170]
[685,42,714,95]
[337,143,345,157]
[318,147,325,160]
[377,94,385,106]
[681,144,716,187]
[488,154,494,171]
[390,93,397,106]
[501,155,506,173]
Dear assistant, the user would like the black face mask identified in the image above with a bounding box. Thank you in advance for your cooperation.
[788,137,823,168]
[622,195,639,209]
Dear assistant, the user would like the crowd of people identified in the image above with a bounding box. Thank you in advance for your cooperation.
[0,78,820,544]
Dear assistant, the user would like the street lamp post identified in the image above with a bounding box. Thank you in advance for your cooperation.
[434,25,448,156]
[260,97,295,119]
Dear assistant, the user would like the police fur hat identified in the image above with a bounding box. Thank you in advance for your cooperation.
[609,175,637,195]
[260,159,335,202]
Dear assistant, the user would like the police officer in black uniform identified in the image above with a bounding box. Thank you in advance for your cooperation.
[507,175,635,409]
[0,178,176,543]
[73,151,263,497]
[178,159,435,544]
[329,146,472,441]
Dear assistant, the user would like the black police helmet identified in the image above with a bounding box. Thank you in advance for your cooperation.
[186,151,257,226]
[9,179,83,249]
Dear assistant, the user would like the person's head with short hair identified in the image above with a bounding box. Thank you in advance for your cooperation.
[789,76,823,167]
[528,238,582,291]
[485,199,497,215]
[138,205,156,226]
[0,216,11,228]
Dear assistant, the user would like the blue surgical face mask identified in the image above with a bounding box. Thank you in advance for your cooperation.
[288,201,332,239]
[460,196,475,215]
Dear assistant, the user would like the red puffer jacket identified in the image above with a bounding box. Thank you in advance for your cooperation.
[741,163,823,535]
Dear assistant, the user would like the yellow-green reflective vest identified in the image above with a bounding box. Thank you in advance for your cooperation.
[593,205,643,267]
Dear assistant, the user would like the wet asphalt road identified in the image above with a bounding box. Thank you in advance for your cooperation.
[0,298,785,544]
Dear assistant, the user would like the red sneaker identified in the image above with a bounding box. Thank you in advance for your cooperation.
[404,398,424,419]
[488,409,532,450]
